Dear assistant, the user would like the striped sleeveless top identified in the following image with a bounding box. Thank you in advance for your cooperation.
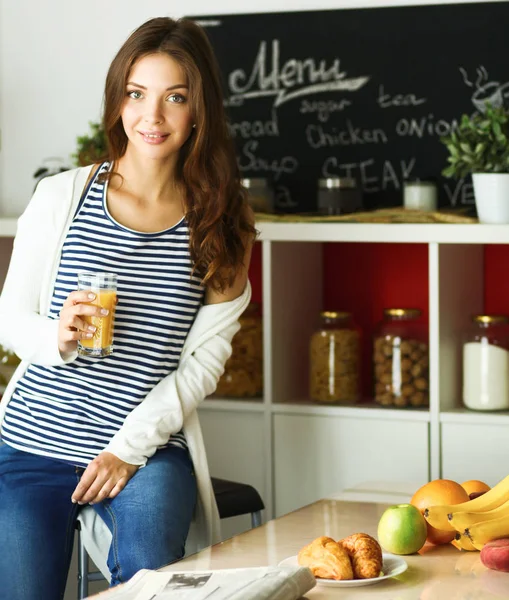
[1,163,204,467]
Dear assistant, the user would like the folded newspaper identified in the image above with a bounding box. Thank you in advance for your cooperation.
[86,565,316,600]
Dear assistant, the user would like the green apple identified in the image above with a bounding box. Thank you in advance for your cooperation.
[377,503,427,555]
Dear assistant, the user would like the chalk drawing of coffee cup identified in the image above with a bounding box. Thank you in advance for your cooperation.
[472,81,504,112]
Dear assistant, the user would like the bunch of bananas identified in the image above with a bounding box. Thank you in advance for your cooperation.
[424,474,509,551]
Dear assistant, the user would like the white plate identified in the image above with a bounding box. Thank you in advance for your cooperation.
[278,552,408,588]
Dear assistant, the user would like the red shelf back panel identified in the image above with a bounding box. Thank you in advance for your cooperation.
[484,245,509,316]
[323,242,429,397]
[248,241,263,306]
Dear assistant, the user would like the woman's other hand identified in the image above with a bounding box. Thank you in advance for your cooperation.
[71,452,139,505]
[58,290,108,356]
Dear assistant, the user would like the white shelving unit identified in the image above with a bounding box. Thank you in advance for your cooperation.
[2,218,509,529]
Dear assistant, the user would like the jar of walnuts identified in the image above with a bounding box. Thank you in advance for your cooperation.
[213,303,263,398]
[309,311,361,404]
[373,308,429,408]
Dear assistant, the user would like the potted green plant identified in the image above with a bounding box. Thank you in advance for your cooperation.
[441,103,509,224]
[73,121,107,166]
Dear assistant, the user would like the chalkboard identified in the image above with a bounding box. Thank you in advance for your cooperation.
[191,2,509,212]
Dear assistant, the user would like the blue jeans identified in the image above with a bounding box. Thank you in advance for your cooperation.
[0,443,197,600]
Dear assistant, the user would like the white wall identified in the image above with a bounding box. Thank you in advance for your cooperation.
[0,0,503,216]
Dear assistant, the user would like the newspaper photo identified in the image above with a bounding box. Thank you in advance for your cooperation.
[86,565,316,600]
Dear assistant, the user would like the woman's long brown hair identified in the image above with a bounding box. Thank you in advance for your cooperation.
[102,17,257,291]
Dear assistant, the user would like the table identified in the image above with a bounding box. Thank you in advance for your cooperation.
[90,499,509,599]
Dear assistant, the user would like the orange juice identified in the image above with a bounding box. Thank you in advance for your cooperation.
[79,289,117,356]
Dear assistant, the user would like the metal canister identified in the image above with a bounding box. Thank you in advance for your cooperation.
[241,178,275,213]
[317,178,363,215]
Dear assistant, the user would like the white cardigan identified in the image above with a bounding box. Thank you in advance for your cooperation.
[0,166,252,574]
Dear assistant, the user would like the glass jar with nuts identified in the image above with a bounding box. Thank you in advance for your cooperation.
[309,311,361,404]
[373,308,429,408]
[213,302,263,398]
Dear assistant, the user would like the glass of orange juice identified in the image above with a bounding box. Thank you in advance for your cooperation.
[77,272,118,357]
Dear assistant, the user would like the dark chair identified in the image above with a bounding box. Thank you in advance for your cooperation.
[77,477,265,599]
[211,477,264,527]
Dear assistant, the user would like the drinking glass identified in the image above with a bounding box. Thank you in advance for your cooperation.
[77,272,117,357]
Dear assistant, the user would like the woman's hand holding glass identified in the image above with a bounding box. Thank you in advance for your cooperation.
[58,290,109,356]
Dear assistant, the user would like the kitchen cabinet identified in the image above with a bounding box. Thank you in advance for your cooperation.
[273,413,429,517]
[441,418,509,486]
[2,218,509,524]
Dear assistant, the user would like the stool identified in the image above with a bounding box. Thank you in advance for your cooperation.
[76,477,264,599]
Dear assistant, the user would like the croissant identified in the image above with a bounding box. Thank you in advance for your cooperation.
[298,536,354,580]
[338,533,383,579]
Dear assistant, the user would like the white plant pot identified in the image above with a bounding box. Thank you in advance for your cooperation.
[472,173,509,224]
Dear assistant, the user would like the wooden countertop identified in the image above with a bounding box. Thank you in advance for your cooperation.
[158,499,508,599]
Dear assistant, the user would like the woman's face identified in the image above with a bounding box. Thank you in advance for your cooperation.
[121,53,194,161]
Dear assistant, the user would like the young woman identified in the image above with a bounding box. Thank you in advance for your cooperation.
[0,17,256,600]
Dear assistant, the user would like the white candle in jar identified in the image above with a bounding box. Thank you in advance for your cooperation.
[404,181,438,211]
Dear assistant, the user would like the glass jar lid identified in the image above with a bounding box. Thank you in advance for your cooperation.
[318,177,356,189]
[241,178,269,189]
[320,310,351,319]
[403,180,437,188]
[384,308,422,319]
[472,314,509,325]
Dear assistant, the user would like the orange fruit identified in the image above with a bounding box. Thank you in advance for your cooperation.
[461,480,491,498]
[411,479,470,545]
